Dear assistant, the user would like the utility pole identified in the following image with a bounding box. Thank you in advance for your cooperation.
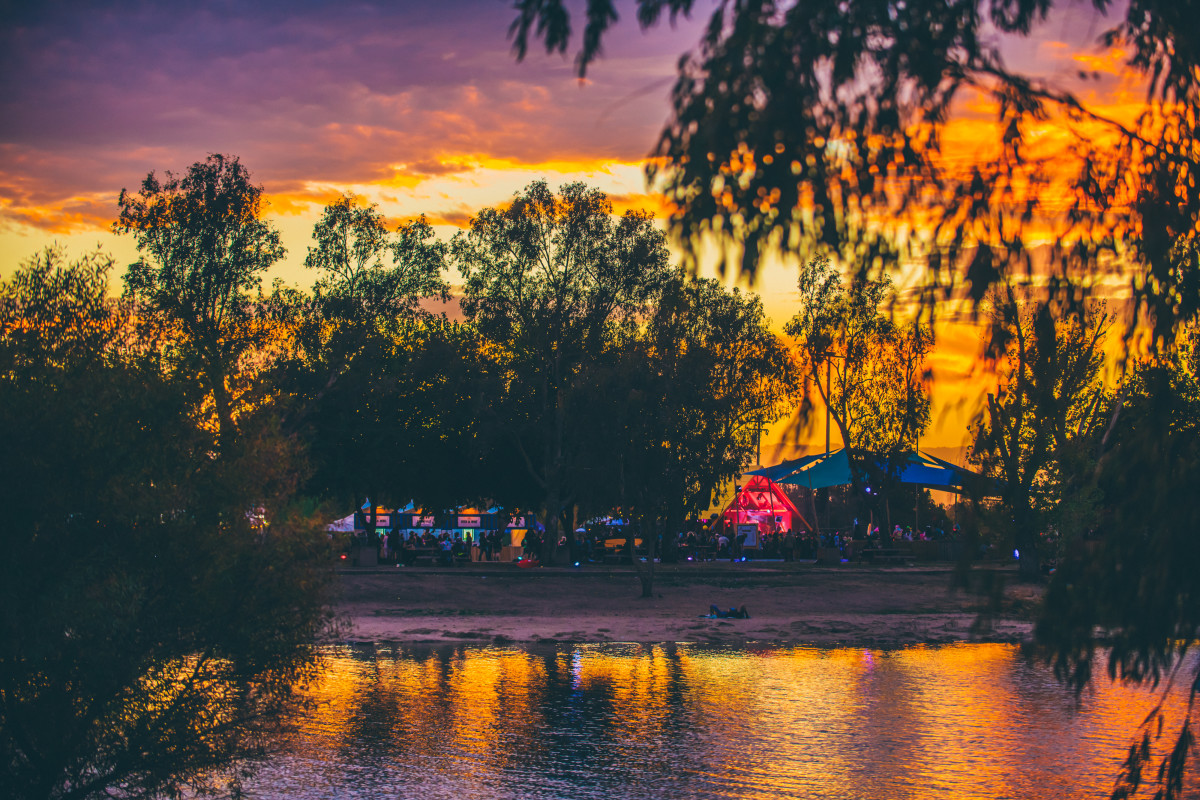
[825,359,832,455]
[755,413,763,467]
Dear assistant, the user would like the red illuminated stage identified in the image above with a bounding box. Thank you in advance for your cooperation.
[721,475,812,545]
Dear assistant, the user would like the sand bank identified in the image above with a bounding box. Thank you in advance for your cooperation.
[334,563,1041,648]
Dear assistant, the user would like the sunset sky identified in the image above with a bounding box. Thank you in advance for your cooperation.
[0,0,1143,457]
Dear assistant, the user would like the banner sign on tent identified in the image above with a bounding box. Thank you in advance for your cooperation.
[354,512,390,530]
[458,515,480,528]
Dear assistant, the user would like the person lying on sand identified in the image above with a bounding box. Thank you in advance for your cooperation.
[706,605,750,619]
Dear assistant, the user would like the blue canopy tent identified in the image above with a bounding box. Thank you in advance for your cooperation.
[746,453,826,482]
[748,448,991,538]
[750,448,984,493]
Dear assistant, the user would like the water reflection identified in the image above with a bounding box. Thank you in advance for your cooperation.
[249,643,1195,799]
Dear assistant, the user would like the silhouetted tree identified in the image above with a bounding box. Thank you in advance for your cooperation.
[0,247,333,800]
[114,154,285,443]
[969,291,1111,578]
[590,269,794,595]
[452,180,671,563]
[785,255,932,529]
[287,195,449,526]
[510,0,1200,339]
[1036,338,1200,799]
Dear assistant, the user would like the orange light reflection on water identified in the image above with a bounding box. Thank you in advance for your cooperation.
[282,643,1196,800]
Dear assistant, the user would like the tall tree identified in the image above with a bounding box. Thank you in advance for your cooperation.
[304,195,448,322]
[785,255,932,529]
[452,181,671,563]
[0,247,332,800]
[589,270,794,595]
[969,292,1111,578]
[114,154,285,442]
[287,195,449,521]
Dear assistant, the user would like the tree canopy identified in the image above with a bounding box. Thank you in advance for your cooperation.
[0,247,333,800]
[581,267,795,592]
[451,180,673,561]
[114,153,286,441]
[785,255,932,530]
[969,292,1110,578]
[510,0,1200,339]
[1033,341,1200,799]
[287,195,450,511]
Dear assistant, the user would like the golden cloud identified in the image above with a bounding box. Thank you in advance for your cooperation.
[0,194,114,234]
[609,191,676,219]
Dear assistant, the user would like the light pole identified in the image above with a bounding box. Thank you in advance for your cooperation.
[825,358,832,455]
[755,413,765,467]
[820,351,846,455]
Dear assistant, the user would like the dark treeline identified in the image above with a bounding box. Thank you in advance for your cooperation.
[103,156,801,555]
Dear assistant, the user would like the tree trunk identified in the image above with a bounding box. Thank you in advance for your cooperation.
[542,354,567,567]
[1014,513,1041,581]
[540,450,563,566]
[636,513,656,598]
[540,496,560,567]
[206,361,236,445]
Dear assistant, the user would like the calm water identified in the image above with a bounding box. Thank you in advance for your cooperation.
[246,643,1196,800]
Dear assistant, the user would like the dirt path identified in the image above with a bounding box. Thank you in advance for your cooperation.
[334,563,1041,648]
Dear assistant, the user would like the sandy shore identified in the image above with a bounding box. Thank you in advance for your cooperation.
[334,562,1042,648]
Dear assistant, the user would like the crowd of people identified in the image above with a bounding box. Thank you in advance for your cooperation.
[352,526,549,566]
[673,520,959,562]
[366,529,481,566]
[348,518,961,566]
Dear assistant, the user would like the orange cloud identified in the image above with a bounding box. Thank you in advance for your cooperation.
[395,208,475,228]
[265,187,354,217]
[609,191,675,219]
[0,195,114,234]
[1072,46,1129,78]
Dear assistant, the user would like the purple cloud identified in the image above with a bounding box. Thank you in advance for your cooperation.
[1,0,704,231]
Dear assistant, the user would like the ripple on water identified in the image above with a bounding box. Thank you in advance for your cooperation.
[244,643,1197,800]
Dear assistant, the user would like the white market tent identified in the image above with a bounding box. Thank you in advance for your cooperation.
[326,514,356,532]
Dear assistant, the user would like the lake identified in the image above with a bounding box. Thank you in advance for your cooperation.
[246,642,1195,799]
